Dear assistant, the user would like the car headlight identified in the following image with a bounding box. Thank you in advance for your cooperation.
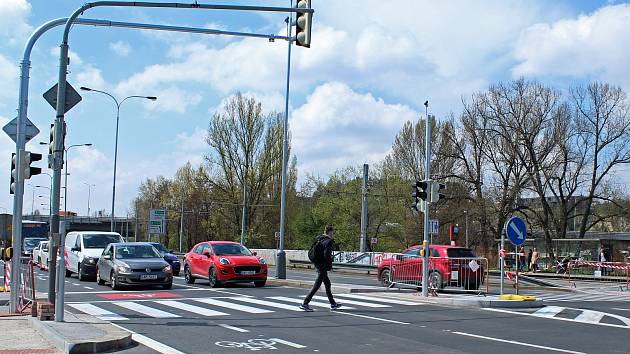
[85,257,96,264]
[163,265,172,273]
[219,257,230,265]
[259,258,266,265]
[117,265,132,274]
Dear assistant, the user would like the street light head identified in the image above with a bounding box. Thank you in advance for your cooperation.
[146,96,157,101]
[80,86,92,91]
[39,141,48,145]
[84,143,93,147]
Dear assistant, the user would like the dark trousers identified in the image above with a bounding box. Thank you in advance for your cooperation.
[303,269,335,305]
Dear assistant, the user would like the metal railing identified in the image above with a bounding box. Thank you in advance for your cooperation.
[379,253,489,294]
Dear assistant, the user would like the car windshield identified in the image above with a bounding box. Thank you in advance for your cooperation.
[115,245,161,259]
[447,248,476,258]
[82,234,121,249]
[24,238,46,249]
[150,243,167,254]
[212,243,252,256]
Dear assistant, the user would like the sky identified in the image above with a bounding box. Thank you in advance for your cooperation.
[0,0,629,217]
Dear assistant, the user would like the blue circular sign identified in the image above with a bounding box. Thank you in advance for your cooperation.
[505,216,527,246]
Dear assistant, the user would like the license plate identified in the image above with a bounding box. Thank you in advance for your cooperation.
[240,271,256,275]
[140,274,158,280]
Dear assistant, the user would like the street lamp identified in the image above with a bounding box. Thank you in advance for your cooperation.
[82,182,95,217]
[80,86,157,231]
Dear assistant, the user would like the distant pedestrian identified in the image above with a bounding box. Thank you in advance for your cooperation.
[530,248,539,272]
[300,225,341,312]
[519,247,526,272]
[600,248,608,275]
[527,249,533,272]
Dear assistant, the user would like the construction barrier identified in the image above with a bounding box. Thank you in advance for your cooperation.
[379,253,489,294]
[567,260,630,291]
[17,259,36,314]
[3,261,10,292]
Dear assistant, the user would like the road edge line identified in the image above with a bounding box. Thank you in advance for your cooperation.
[451,331,585,354]
[111,323,185,354]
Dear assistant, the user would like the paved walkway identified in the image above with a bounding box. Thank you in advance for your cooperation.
[0,313,62,354]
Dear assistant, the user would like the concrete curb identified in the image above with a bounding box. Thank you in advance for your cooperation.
[29,312,132,354]
[266,277,407,293]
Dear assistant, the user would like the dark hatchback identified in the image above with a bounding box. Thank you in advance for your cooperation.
[148,242,181,276]
[96,243,173,290]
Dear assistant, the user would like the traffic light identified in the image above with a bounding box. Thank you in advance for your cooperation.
[48,122,65,169]
[24,151,42,179]
[411,180,429,212]
[10,153,16,194]
[295,0,312,47]
[430,181,446,203]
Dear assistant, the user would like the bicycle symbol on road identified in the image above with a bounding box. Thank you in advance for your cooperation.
[215,338,306,351]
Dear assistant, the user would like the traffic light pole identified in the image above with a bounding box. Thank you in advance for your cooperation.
[421,115,433,297]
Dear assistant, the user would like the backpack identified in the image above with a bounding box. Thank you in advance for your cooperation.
[308,237,325,264]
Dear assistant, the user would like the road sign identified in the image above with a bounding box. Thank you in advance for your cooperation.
[429,219,439,235]
[274,232,280,241]
[43,82,82,113]
[2,117,40,144]
[505,216,527,246]
[370,237,378,245]
[149,208,166,235]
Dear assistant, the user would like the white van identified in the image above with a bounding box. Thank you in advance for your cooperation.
[65,231,124,281]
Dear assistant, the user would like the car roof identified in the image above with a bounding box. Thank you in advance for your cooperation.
[204,241,240,245]
[409,245,470,249]
[69,231,122,235]
[111,242,154,246]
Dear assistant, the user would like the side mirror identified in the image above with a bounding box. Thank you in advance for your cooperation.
[71,246,80,252]
[103,254,111,260]
[202,250,211,258]
[252,251,257,256]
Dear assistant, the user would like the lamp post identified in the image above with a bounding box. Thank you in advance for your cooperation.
[82,182,95,217]
[80,87,156,231]
[464,210,469,248]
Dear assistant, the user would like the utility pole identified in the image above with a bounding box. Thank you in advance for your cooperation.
[421,102,432,297]
[240,185,247,245]
[359,164,369,253]
[464,210,469,248]
[134,200,139,242]
[179,199,184,252]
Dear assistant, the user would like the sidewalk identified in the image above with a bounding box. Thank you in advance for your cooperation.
[0,309,62,354]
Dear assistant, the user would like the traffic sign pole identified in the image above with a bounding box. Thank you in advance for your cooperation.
[500,232,504,296]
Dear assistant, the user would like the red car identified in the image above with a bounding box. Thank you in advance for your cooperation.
[378,245,483,290]
[184,241,267,288]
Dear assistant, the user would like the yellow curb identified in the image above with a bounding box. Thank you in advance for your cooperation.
[498,294,537,301]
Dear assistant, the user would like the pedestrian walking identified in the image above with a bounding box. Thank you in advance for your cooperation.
[300,225,342,312]
[600,247,608,275]
[519,246,526,272]
[526,248,533,272]
[530,248,539,272]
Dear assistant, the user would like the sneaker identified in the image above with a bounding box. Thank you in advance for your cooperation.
[299,304,314,312]
[330,303,343,310]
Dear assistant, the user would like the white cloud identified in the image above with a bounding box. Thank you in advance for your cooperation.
[76,65,108,91]
[109,41,131,57]
[0,54,18,105]
[147,86,202,114]
[291,82,417,176]
[512,4,630,89]
[174,127,207,152]
[0,0,32,46]
[50,47,83,66]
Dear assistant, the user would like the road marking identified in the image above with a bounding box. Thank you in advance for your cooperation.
[333,293,421,306]
[308,295,390,308]
[534,306,565,317]
[194,298,274,313]
[485,308,630,329]
[333,311,409,324]
[113,301,180,318]
[452,331,584,353]
[111,323,185,354]
[574,310,605,323]
[267,296,355,310]
[83,286,94,290]
[218,324,249,333]
[269,338,307,349]
[155,300,229,317]
[231,297,304,311]
[66,296,246,304]
[68,303,128,321]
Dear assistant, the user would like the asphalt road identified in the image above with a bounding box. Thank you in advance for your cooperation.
[17,264,630,353]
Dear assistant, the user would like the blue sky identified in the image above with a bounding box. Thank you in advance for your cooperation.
[0,0,629,217]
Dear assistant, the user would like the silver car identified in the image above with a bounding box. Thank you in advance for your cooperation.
[96,242,173,290]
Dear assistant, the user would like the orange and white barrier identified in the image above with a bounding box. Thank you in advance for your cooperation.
[3,261,10,292]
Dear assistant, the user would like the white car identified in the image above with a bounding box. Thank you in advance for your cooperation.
[65,231,124,281]
[34,241,49,269]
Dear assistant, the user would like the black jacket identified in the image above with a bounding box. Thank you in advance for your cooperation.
[315,234,334,271]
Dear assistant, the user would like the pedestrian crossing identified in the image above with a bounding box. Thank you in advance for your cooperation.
[529,291,630,302]
[67,294,424,322]
[486,305,630,329]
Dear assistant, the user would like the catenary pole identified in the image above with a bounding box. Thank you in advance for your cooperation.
[360,164,368,252]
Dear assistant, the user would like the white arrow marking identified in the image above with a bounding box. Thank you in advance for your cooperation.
[509,222,524,239]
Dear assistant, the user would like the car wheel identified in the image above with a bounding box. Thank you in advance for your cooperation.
[184,265,195,284]
[65,267,72,277]
[254,280,266,288]
[379,268,392,287]
[429,271,443,290]
[96,267,105,285]
[162,282,173,290]
[208,267,222,288]
[37,257,41,268]
[78,263,87,281]
[173,271,180,277]
[110,271,120,290]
